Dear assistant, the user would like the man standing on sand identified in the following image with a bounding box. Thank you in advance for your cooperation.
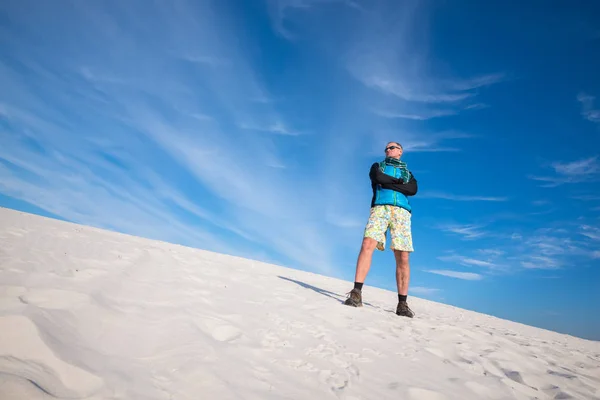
[344,142,418,317]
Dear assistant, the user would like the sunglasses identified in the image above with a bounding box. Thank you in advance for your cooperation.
[385,146,401,151]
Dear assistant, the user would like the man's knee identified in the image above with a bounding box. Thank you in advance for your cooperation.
[394,250,410,267]
[361,237,378,253]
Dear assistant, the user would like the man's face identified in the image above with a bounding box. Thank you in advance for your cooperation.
[385,143,403,159]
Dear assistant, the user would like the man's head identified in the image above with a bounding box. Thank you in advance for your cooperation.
[385,142,403,159]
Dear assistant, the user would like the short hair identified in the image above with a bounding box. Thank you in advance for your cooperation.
[387,141,403,149]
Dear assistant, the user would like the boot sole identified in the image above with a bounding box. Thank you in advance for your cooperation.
[344,301,363,307]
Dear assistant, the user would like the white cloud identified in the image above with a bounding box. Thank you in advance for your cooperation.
[530,156,600,187]
[577,92,600,123]
[181,55,230,68]
[262,1,502,160]
[521,256,562,270]
[421,192,508,202]
[343,2,505,108]
[438,254,498,269]
[437,224,487,240]
[580,225,600,240]
[524,235,569,256]
[370,130,475,153]
[372,108,457,120]
[503,224,600,271]
[444,73,506,92]
[267,0,357,40]
[373,102,490,121]
[357,75,473,103]
[410,286,441,295]
[425,270,483,280]
[0,0,341,276]
[477,249,505,257]
[238,121,300,135]
[553,156,599,176]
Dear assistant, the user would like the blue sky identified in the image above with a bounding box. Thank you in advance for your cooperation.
[1,0,599,340]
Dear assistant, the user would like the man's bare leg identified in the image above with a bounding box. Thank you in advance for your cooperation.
[354,237,378,283]
[394,250,410,295]
[394,250,414,317]
[344,237,378,307]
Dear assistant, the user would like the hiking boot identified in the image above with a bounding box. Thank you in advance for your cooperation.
[344,288,363,307]
[396,301,414,318]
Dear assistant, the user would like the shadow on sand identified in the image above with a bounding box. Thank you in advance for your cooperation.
[277,276,377,308]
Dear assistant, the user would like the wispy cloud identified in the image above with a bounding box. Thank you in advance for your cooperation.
[437,254,499,269]
[425,270,483,281]
[577,92,600,123]
[504,225,600,271]
[0,0,341,275]
[437,224,488,240]
[477,249,505,257]
[372,102,489,121]
[420,191,508,201]
[553,157,600,175]
[433,221,599,275]
[410,286,441,295]
[181,55,231,68]
[343,2,506,108]
[353,71,504,104]
[382,130,475,153]
[373,108,457,120]
[580,225,600,240]
[520,256,562,270]
[238,121,301,135]
[267,0,357,40]
[529,156,600,187]
[323,1,506,154]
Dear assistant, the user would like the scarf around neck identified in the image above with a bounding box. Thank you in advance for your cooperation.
[381,157,410,183]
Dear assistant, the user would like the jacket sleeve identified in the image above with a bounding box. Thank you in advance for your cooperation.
[381,174,418,196]
[369,163,402,184]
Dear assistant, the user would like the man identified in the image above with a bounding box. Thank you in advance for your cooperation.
[344,141,418,317]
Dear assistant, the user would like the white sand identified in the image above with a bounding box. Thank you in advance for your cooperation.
[1,207,599,400]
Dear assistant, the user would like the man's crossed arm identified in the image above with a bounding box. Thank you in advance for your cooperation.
[369,163,418,196]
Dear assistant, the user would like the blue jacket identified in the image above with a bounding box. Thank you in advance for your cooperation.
[369,161,418,212]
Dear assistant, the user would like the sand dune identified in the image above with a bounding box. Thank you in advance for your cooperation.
[1,207,599,399]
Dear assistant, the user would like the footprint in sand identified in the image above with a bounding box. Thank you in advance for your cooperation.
[318,369,350,392]
[362,348,384,358]
[211,325,243,342]
[195,317,243,343]
[406,387,447,400]
[284,359,319,372]
[19,288,91,310]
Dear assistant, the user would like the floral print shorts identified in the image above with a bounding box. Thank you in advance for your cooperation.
[364,205,414,252]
